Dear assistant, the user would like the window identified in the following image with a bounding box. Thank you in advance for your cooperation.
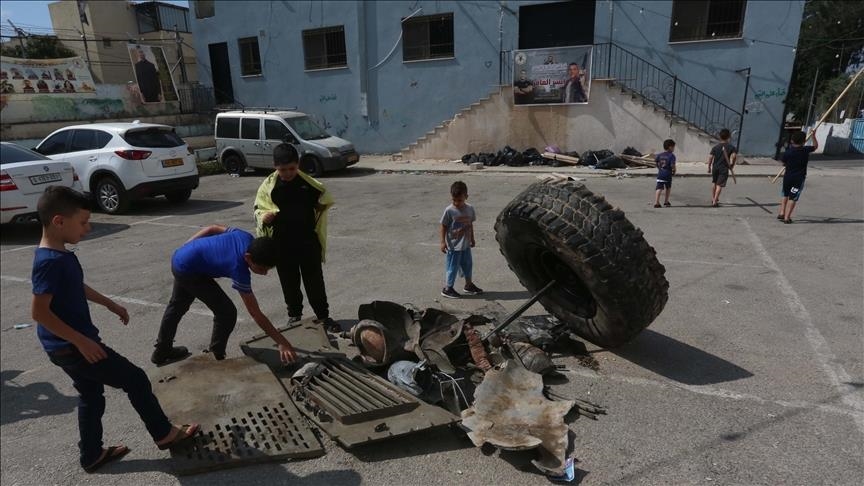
[402,13,454,62]
[240,118,260,140]
[518,2,595,49]
[0,143,49,165]
[36,131,71,155]
[193,0,215,19]
[669,0,746,42]
[122,128,183,148]
[69,130,111,152]
[284,117,329,140]
[134,2,190,33]
[302,26,347,70]
[102,37,112,48]
[216,117,240,138]
[264,120,291,141]
[238,37,262,76]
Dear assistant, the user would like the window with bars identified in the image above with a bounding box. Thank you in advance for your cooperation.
[302,26,348,70]
[669,0,746,42]
[402,13,454,62]
[238,37,262,76]
[193,0,215,19]
[134,2,190,33]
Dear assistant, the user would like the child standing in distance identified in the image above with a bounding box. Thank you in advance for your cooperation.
[778,130,818,224]
[440,181,483,299]
[653,139,677,208]
[31,186,199,473]
[707,128,737,207]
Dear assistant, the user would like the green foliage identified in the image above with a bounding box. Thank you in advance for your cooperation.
[786,0,864,123]
[0,36,78,60]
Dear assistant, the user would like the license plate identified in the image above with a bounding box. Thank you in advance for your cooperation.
[28,173,63,185]
[161,158,183,168]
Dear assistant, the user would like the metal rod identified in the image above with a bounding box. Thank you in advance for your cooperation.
[482,280,557,342]
[737,67,751,149]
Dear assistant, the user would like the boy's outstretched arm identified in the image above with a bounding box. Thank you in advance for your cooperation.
[440,224,448,253]
[239,292,298,363]
[185,224,227,244]
[84,284,129,325]
[32,294,107,363]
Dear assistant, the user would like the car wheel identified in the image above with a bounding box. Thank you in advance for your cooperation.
[222,153,245,175]
[494,179,669,347]
[300,155,323,177]
[95,177,129,214]
[165,189,192,204]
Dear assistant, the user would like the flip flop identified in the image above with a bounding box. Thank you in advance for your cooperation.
[83,445,130,473]
[156,423,200,450]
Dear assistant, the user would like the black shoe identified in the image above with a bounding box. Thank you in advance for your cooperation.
[463,283,484,295]
[784,219,792,224]
[653,203,661,208]
[151,346,190,366]
[441,287,461,299]
[664,201,671,207]
[318,317,341,333]
[287,315,302,324]
[777,214,784,220]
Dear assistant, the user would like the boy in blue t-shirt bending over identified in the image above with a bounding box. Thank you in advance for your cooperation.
[31,186,199,473]
[151,225,297,366]
[653,139,676,208]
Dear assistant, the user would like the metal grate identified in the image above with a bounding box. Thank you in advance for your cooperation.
[297,359,418,425]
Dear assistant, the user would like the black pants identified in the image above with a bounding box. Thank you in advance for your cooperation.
[48,344,171,468]
[276,240,329,319]
[156,270,237,357]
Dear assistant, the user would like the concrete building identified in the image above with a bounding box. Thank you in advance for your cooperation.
[188,0,805,156]
[48,0,198,86]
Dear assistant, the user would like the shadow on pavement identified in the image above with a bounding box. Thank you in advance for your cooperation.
[323,167,378,179]
[1,369,78,426]
[350,426,473,462]
[102,459,362,485]
[0,222,129,246]
[610,329,753,385]
[792,217,864,224]
[476,290,532,301]
[125,198,245,217]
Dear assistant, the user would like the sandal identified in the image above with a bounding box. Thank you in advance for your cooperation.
[777,214,784,220]
[83,445,130,473]
[156,423,200,450]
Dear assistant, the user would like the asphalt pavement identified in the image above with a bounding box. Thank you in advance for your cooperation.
[1,161,862,485]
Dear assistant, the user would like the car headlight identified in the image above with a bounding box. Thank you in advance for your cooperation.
[328,148,340,157]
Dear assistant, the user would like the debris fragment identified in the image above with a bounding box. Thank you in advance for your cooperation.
[461,360,575,476]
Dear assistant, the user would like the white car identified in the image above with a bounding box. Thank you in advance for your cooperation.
[35,122,199,214]
[1,142,84,224]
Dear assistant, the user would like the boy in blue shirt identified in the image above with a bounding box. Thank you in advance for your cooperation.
[439,181,483,298]
[778,130,818,224]
[31,186,199,473]
[152,225,297,366]
[653,139,676,208]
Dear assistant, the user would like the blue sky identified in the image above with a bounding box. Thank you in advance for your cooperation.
[1,1,189,37]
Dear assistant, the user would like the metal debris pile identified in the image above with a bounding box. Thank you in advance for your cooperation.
[150,300,605,480]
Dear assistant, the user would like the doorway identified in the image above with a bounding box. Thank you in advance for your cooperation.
[208,42,235,105]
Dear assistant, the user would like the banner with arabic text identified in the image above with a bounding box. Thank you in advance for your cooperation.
[512,46,593,106]
[0,56,96,97]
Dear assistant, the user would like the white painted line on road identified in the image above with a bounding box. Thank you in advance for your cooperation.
[1,245,36,254]
[129,215,174,226]
[1,274,244,322]
[663,258,769,269]
[741,218,864,432]
[567,366,856,417]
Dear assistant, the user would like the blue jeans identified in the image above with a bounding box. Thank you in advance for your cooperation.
[444,249,473,288]
[48,344,172,468]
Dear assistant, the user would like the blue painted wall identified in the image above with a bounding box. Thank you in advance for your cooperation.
[190,0,802,155]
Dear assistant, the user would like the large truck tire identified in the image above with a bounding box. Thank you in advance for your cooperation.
[494,180,668,347]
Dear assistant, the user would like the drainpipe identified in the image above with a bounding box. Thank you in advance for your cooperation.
[357,0,369,118]
[736,67,750,150]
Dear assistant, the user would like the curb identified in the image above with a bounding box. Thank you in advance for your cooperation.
[359,166,780,178]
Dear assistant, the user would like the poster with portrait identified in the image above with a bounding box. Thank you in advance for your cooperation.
[127,44,178,104]
[0,56,96,98]
[512,45,593,106]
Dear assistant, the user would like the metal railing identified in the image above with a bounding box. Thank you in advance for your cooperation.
[178,85,216,114]
[593,43,742,142]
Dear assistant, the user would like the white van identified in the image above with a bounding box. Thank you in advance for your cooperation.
[214,110,358,176]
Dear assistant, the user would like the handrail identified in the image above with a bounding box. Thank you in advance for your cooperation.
[593,42,743,141]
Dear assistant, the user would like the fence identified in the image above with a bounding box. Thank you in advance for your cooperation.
[593,43,743,143]
[178,85,215,114]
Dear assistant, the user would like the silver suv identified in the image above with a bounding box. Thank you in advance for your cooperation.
[215,110,358,176]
